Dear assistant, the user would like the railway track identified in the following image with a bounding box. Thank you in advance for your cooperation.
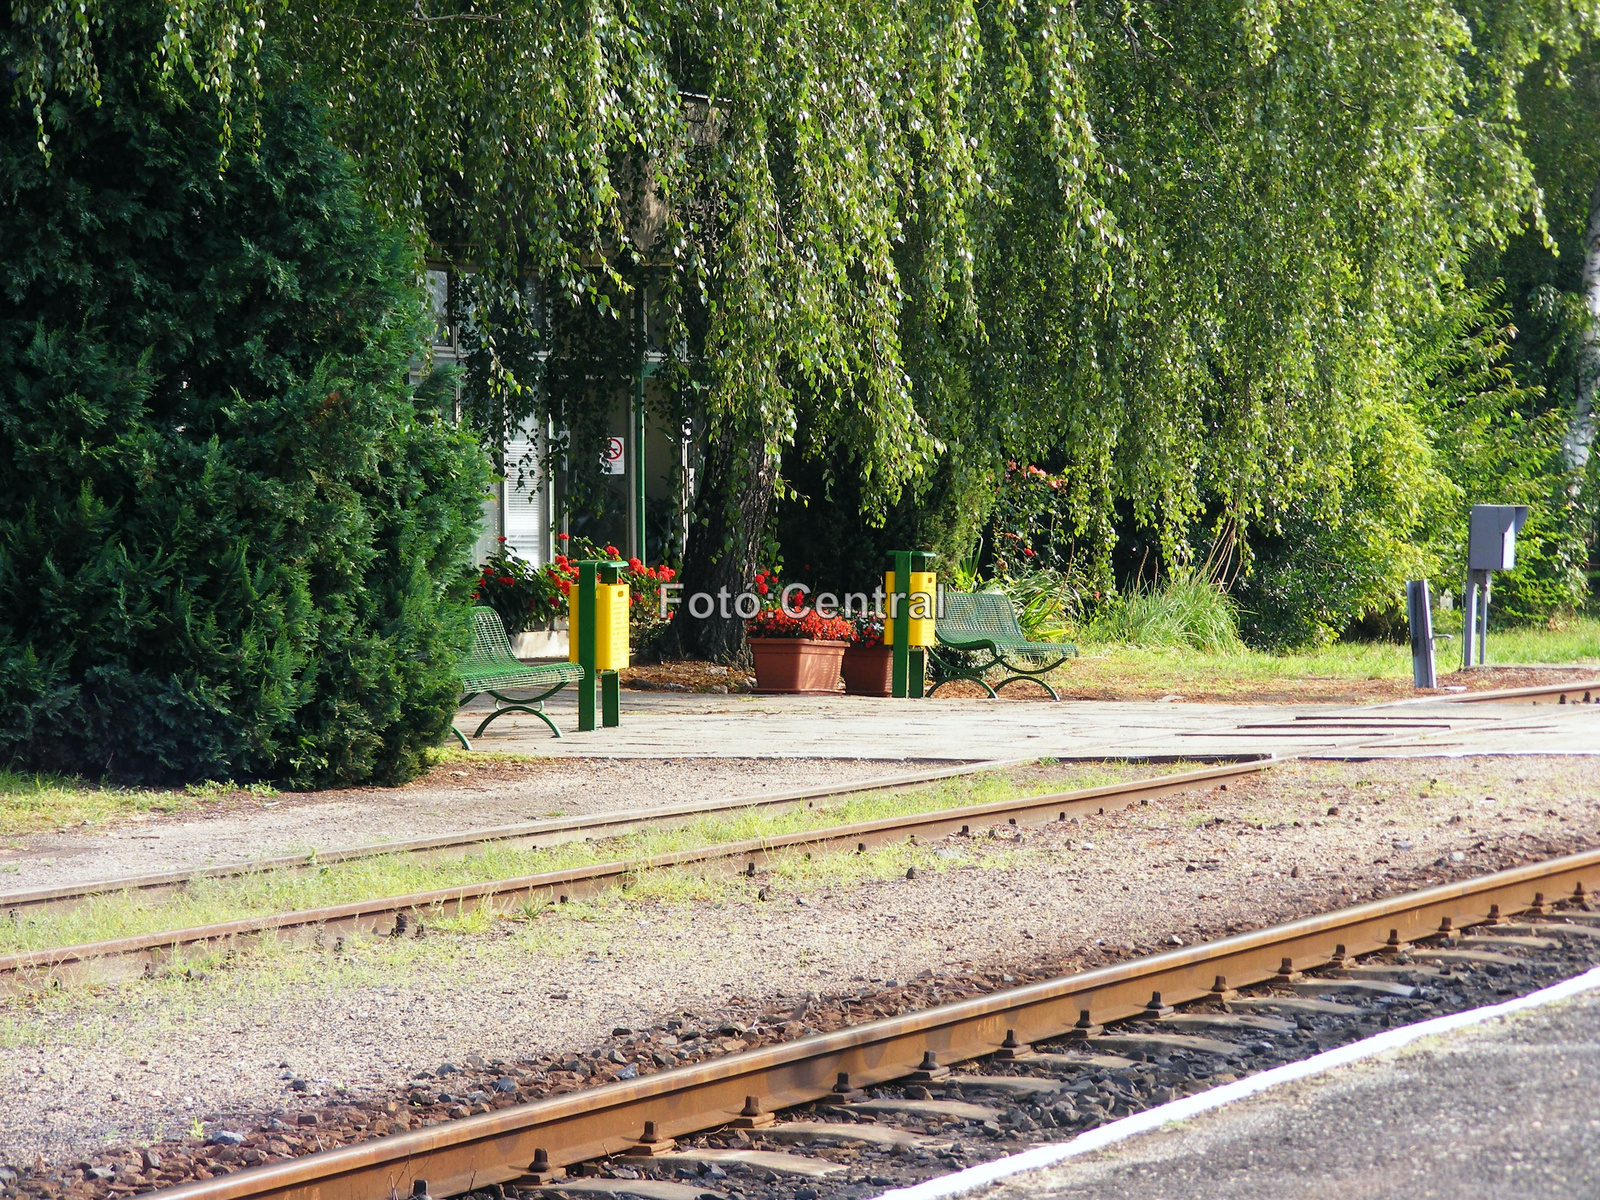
[1391,678,1599,706]
[0,760,1267,989]
[8,676,1596,990]
[1,759,1052,920]
[86,847,1600,1200]
[10,677,1592,929]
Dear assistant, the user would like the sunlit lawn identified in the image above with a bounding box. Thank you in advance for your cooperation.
[1056,616,1600,699]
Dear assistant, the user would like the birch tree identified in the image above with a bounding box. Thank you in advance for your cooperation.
[1571,168,1600,474]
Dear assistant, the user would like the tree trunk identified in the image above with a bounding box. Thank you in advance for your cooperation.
[657,421,778,663]
[1568,163,1600,475]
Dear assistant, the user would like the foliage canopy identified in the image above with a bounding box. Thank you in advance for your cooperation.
[8,0,1600,657]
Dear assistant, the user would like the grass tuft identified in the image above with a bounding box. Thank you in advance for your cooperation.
[0,762,1165,955]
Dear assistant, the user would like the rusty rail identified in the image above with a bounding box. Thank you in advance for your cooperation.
[139,847,1600,1200]
[1390,679,1600,707]
[0,760,1268,989]
[2,758,1058,920]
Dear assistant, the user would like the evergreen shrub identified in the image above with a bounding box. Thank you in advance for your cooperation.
[0,19,488,785]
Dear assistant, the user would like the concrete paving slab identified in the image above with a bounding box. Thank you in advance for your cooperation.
[979,979,1600,1199]
[455,692,1600,762]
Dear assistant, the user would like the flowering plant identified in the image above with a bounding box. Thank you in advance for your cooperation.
[751,567,781,607]
[848,614,885,649]
[546,534,678,643]
[746,608,854,641]
[472,539,562,634]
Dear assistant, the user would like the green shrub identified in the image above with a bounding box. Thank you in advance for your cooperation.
[0,16,487,786]
[1083,573,1243,653]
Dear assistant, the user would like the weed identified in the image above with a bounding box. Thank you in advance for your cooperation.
[0,762,1168,955]
[0,771,194,837]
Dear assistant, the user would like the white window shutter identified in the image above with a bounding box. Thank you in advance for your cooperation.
[503,421,546,565]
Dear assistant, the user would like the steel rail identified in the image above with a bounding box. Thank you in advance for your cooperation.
[140,847,1600,1200]
[1,758,1057,920]
[1387,678,1600,707]
[0,760,1269,989]
[11,677,1591,923]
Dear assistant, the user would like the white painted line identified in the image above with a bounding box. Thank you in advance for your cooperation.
[875,963,1600,1200]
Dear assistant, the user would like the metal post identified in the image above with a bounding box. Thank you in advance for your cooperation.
[1477,572,1492,666]
[1405,580,1436,689]
[1462,569,1493,669]
[599,561,624,728]
[578,561,598,731]
[889,551,910,699]
[888,551,934,699]
[629,290,647,562]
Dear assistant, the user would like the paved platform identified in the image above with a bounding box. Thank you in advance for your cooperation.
[456,691,1600,761]
[982,981,1600,1200]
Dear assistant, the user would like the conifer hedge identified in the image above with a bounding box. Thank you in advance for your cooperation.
[0,17,488,786]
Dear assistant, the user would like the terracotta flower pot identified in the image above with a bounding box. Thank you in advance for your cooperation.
[841,645,894,697]
[749,638,849,694]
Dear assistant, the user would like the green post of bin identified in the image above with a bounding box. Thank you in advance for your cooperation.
[886,550,937,698]
[571,559,628,730]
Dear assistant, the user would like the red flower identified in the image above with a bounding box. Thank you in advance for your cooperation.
[605,544,620,557]
[1022,547,1035,557]
[501,575,516,584]
[756,582,768,594]
[497,536,506,543]
[557,532,570,541]
[628,557,643,571]
[558,580,571,595]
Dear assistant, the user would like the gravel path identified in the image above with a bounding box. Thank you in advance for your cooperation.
[1,754,1596,1169]
[0,758,909,893]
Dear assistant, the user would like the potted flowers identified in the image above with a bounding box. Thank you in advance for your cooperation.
[746,607,854,693]
[841,614,893,696]
[472,538,563,651]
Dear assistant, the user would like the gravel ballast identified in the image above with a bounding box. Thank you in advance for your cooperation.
[1,754,1596,1173]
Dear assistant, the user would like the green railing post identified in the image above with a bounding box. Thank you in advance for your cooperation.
[887,550,936,698]
[577,560,598,732]
[599,560,624,728]
[573,558,628,731]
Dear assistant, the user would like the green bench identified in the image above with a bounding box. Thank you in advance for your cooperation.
[454,608,586,747]
[928,591,1076,699]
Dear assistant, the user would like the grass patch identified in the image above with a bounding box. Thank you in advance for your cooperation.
[0,747,553,839]
[0,770,201,837]
[0,762,1169,955]
[1057,617,1600,698]
[0,829,1030,1050]
[1466,618,1600,665]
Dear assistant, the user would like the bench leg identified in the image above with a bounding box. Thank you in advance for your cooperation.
[993,674,1060,701]
[472,687,566,739]
[993,654,1071,701]
[927,673,998,698]
[927,647,1001,698]
[452,694,477,750]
